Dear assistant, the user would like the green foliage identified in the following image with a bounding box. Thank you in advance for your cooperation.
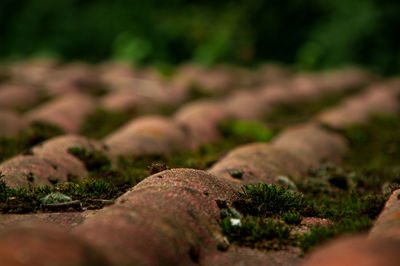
[113,33,153,65]
[219,120,274,142]
[1,0,399,73]
[297,0,379,70]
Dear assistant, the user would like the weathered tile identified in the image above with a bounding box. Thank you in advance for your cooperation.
[104,116,189,156]
[26,93,96,133]
[304,235,400,266]
[0,110,28,136]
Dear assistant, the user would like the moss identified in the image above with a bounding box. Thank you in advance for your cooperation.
[67,146,111,172]
[221,216,293,250]
[26,172,35,183]
[221,166,388,252]
[0,172,122,213]
[23,121,65,146]
[298,216,372,252]
[79,109,132,139]
[113,155,168,187]
[234,184,306,217]
[0,121,64,163]
[148,162,168,175]
[0,125,276,214]
[342,115,400,192]
[263,89,360,131]
[228,169,243,179]
[16,92,53,114]
[2,106,397,256]
[188,84,218,100]
[281,211,303,225]
[160,122,276,171]
[218,120,274,142]
[297,163,387,251]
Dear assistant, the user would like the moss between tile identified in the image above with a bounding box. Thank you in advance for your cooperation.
[0,120,276,214]
[0,121,64,163]
[79,108,132,139]
[220,114,400,254]
[263,88,361,131]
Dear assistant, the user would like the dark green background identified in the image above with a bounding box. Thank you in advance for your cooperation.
[1,0,399,74]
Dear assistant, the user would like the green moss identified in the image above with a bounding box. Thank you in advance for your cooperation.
[67,146,111,172]
[281,211,303,225]
[342,115,400,191]
[298,216,372,253]
[188,85,219,101]
[219,120,274,142]
[108,155,167,188]
[0,124,276,214]
[221,216,293,250]
[228,169,243,179]
[79,109,132,139]
[24,122,64,146]
[234,184,306,217]
[16,92,53,114]
[156,120,275,172]
[0,121,64,163]
[264,89,360,131]
[0,171,122,213]
[221,166,388,252]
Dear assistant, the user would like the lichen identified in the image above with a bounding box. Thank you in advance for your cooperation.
[40,192,72,205]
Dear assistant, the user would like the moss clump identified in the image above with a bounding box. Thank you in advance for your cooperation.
[40,192,72,204]
[68,146,111,172]
[221,216,293,250]
[281,211,303,225]
[234,184,306,217]
[148,162,168,175]
[292,160,390,252]
[0,171,121,213]
[79,109,132,139]
[221,169,387,252]
[228,169,243,179]
[114,155,168,187]
[219,120,274,142]
[0,121,64,163]
[220,184,306,250]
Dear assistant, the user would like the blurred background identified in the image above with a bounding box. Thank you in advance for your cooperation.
[0,0,399,75]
